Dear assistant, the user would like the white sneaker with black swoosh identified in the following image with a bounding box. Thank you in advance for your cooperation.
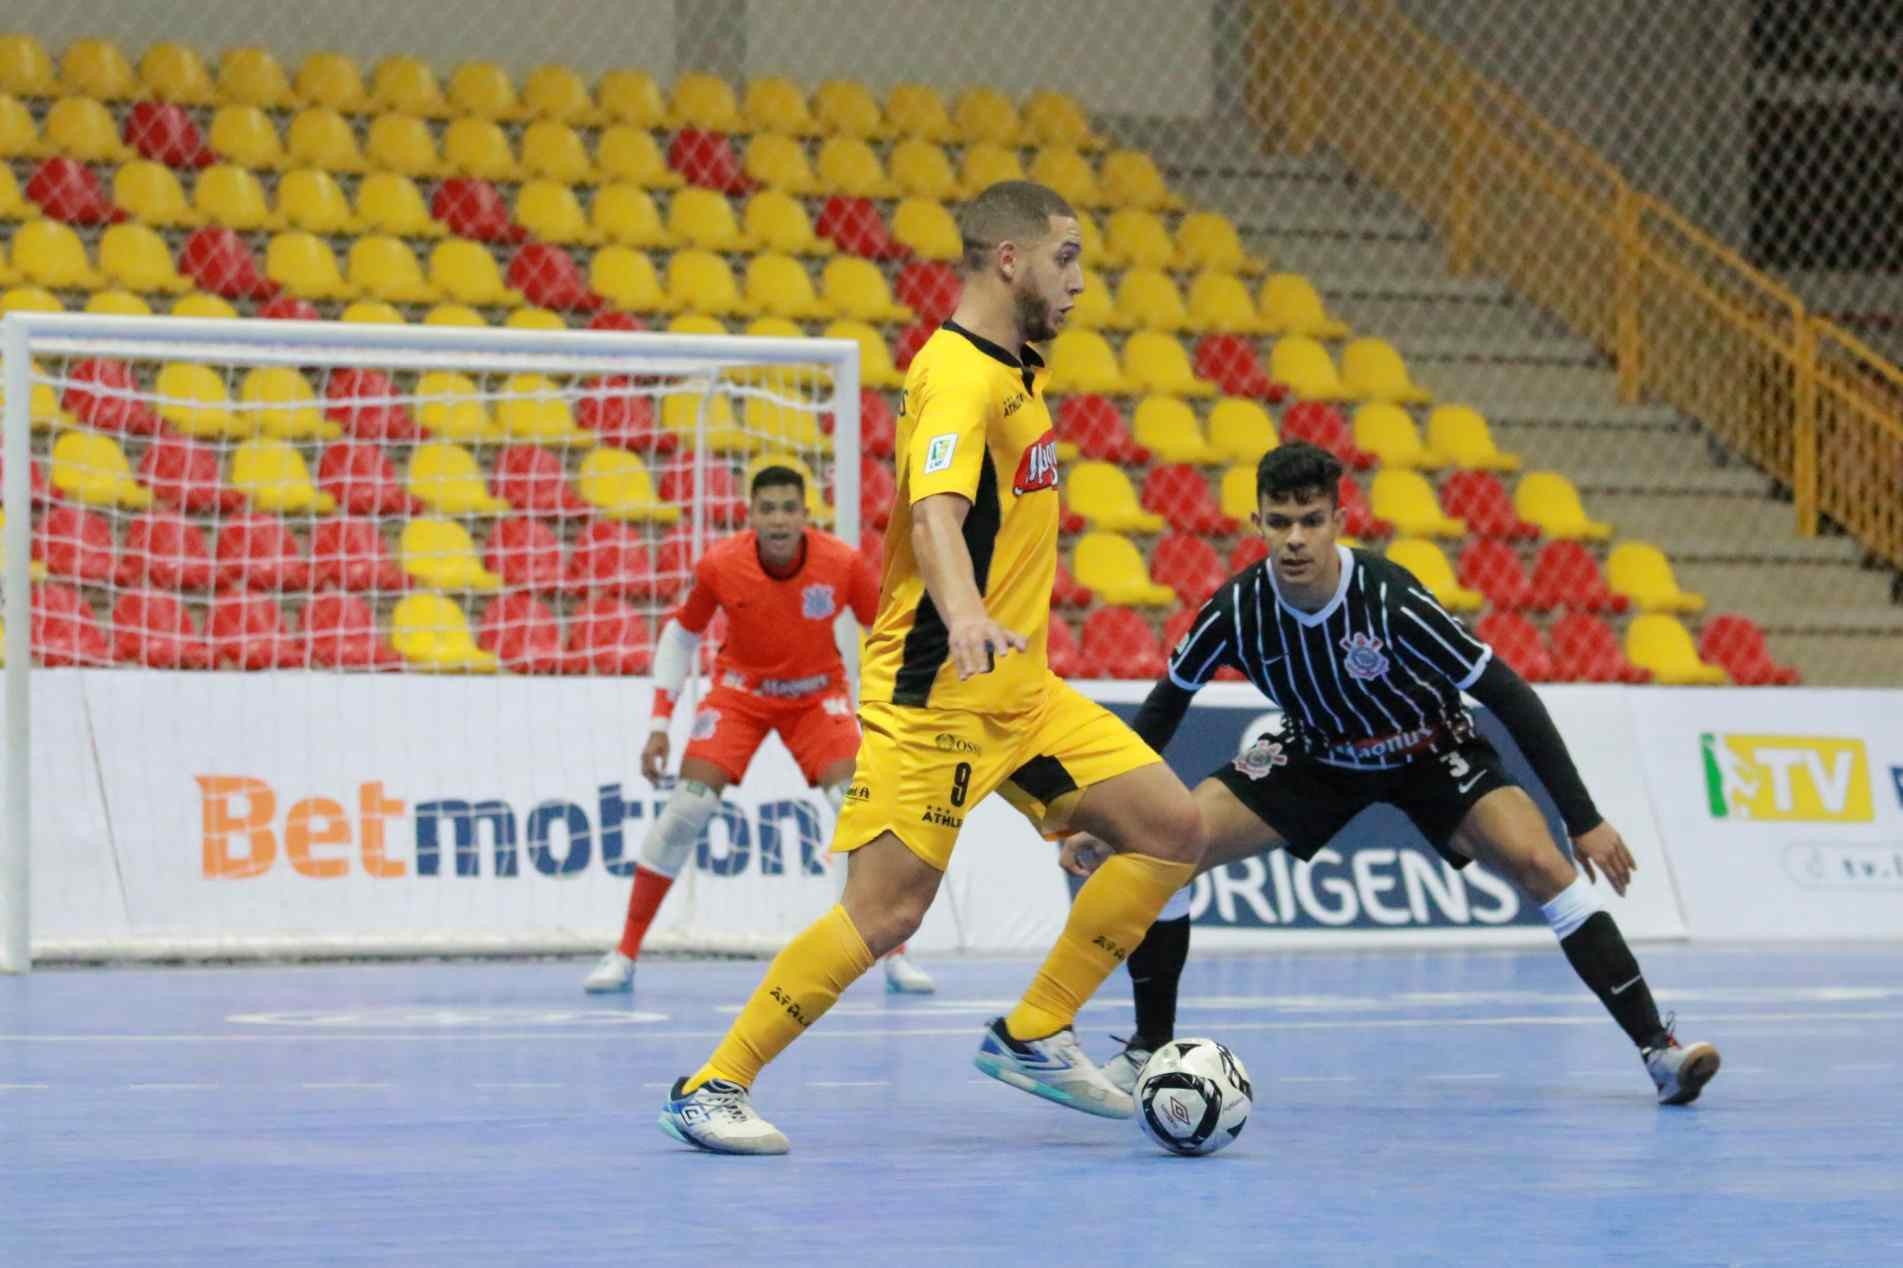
[972,1017,1134,1118]
[1643,1018,1721,1106]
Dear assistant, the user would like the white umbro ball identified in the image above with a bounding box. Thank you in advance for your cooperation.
[1135,1038,1253,1156]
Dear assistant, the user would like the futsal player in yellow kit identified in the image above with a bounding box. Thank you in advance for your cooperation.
[660,181,1206,1154]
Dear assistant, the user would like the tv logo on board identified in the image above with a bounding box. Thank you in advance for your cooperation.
[1700,734,1873,822]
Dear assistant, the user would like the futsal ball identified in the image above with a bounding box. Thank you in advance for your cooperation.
[1135,1038,1253,1156]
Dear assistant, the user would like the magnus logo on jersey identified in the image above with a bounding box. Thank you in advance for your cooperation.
[801,584,836,620]
[1339,631,1389,681]
[1701,733,1874,822]
[1012,429,1059,495]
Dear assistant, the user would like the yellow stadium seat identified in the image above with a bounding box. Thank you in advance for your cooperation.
[960,142,1025,193]
[744,76,818,135]
[0,285,61,313]
[1024,90,1103,151]
[392,593,499,671]
[1426,404,1521,472]
[0,93,40,159]
[519,121,596,184]
[892,198,962,261]
[744,190,832,257]
[1174,211,1264,275]
[1132,396,1220,463]
[0,34,58,98]
[169,292,238,319]
[0,166,29,223]
[1260,273,1348,339]
[577,447,681,522]
[11,219,102,289]
[884,83,956,141]
[429,239,518,307]
[816,136,896,198]
[140,42,216,105]
[443,117,518,180]
[241,365,339,440]
[1625,614,1727,686]
[596,69,667,128]
[354,172,440,238]
[59,39,137,100]
[1385,539,1483,612]
[668,316,728,341]
[42,96,131,162]
[1607,542,1705,614]
[230,438,336,514]
[85,289,152,317]
[276,167,354,235]
[744,253,829,319]
[50,430,151,508]
[672,72,742,131]
[286,107,366,172]
[513,180,597,246]
[347,235,437,304]
[294,52,369,112]
[369,55,448,117]
[1029,148,1103,208]
[825,319,905,389]
[497,372,589,442]
[417,372,502,440]
[745,398,825,451]
[669,186,755,252]
[1101,210,1174,270]
[666,249,753,316]
[953,87,1023,145]
[595,124,682,188]
[1269,336,1350,401]
[821,257,910,322]
[1207,397,1279,463]
[888,139,958,201]
[742,132,816,194]
[1342,337,1431,404]
[217,47,294,109]
[1114,270,1192,333]
[1124,331,1214,398]
[591,184,672,248]
[1370,469,1464,538]
[341,299,407,324]
[194,164,280,233]
[264,231,352,301]
[1187,272,1267,335]
[1100,149,1181,210]
[1067,269,1116,331]
[591,246,678,313]
[408,444,510,514]
[156,362,248,439]
[659,390,752,452]
[813,79,884,138]
[366,112,442,177]
[420,303,483,326]
[1075,532,1175,607]
[99,223,191,294]
[399,523,503,590]
[522,65,596,123]
[1,359,73,430]
[447,61,520,120]
[1066,463,1165,533]
[114,160,199,228]
[1047,330,1132,394]
[1514,471,1610,541]
[1353,403,1443,470]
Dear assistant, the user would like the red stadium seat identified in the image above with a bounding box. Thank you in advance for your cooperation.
[431,178,522,243]
[137,435,243,514]
[1698,613,1800,686]
[1441,470,1537,540]
[858,387,895,458]
[894,261,961,322]
[206,593,303,669]
[324,368,423,443]
[1193,334,1283,401]
[1056,394,1149,462]
[508,241,602,311]
[668,129,753,194]
[1162,607,1244,680]
[1458,539,1534,610]
[1549,612,1649,684]
[35,505,116,583]
[1052,560,1093,608]
[657,462,745,526]
[178,225,277,299]
[1530,540,1627,613]
[31,582,111,666]
[588,311,647,333]
[1056,498,1086,534]
[1337,473,1391,540]
[62,359,161,435]
[576,376,675,452]
[304,592,401,669]
[1475,611,1553,682]
[484,515,574,596]
[116,511,217,590]
[1080,606,1167,679]
[892,319,936,371]
[215,512,311,592]
[567,520,657,599]
[316,441,418,517]
[259,296,323,321]
[1141,464,1238,535]
[860,455,896,531]
[817,196,907,259]
[0,451,52,505]
[1047,614,1085,677]
[1229,535,1268,572]
[25,156,124,224]
[652,527,698,600]
[478,593,573,674]
[1151,532,1227,607]
[122,100,212,167]
[111,591,213,669]
[1280,401,1374,470]
[490,444,589,517]
[310,517,406,593]
[567,596,654,674]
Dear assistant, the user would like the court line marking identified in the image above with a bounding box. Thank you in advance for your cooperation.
[472,1081,563,1089]
[1278,1075,1353,1084]
[299,1081,393,1089]
[126,1082,219,1090]
[808,1079,891,1088]
[0,1082,49,1090]
[1422,1073,1502,1082]
[1830,1062,1893,1072]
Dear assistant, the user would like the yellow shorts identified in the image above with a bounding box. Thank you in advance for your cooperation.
[833,674,1161,870]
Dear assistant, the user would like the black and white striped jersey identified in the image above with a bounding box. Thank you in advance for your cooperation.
[1164,545,1494,770]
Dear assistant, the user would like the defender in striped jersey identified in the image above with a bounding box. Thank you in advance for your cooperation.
[1068,443,1721,1107]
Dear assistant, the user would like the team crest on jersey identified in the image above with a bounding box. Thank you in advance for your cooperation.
[822,695,852,717]
[691,709,721,741]
[1233,736,1288,781]
[1340,631,1389,681]
[801,584,836,620]
[1012,429,1060,495]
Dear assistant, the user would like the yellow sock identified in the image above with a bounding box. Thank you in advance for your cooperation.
[1006,852,1196,1041]
[686,904,874,1091]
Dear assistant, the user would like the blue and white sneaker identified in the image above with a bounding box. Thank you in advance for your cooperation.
[1643,1020,1721,1106]
[1101,1035,1155,1097]
[581,949,634,994]
[657,1077,790,1155]
[882,950,935,995]
[973,1017,1134,1119]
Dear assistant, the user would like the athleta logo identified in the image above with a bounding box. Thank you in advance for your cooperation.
[801,584,836,620]
[920,804,963,828]
[1002,392,1027,416]
[769,985,814,1027]
[1092,933,1128,961]
[844,782,871,803]
[1013,429,1059,495]
[1340,631,1389,681]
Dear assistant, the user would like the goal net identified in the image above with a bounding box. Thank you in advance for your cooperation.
[1,312,861,967]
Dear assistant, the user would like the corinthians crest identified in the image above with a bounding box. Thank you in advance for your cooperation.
[801,583,836,619]
[1339,630,1389,681]
[1232,735,1288,781]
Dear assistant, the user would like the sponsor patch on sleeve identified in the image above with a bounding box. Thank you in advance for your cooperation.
[922,434,957,474]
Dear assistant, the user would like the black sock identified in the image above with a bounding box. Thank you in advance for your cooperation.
[1127,914,1190,1049]
[1559,911,1669,1051]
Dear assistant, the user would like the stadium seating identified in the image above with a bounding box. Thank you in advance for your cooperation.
[1080,606,1167,678]
[1426,404,1521,471]
[216,512,312,592]
[51,430,151,506]
[1260,274,1349,338]
[1457,540,1535,610]
[112,592,213,670]
[119,510,216,590]
[1056,395,1147,463]
[1625,614,1727,685]
[1174,211,1265,275]
[1046,615,1085,678]
[206,593,301,670]
[1074,532,1175,607]
[1187,273,1268,336]
[1385,539,1482,612]
[1270,337,1350,401]
[490,445,589,518]
[308,593,404,669]
[230,439,335,514]
[1067,462,1164,532]
[1697,614,1800,686]
[1606,541,1705,613]
[138,434,242,513]
[310,517,406,592]
[566,597,654,674]
[485,516,574,596]
[1528,540,1627,613]
[1370,470,1464,538]
[1515,472,1612,540]
[1115,270,1192,333]
[1549,612,1649,683]
[577,448,679,522]
[596,70,667,129]
[399,518,501,590]
[1131,396,1219,463]
[1193,334,1280,399]
[32,582,112,666]
[519,122,593,183]
[1142,465,1237,536]
[1353,403,1443,469]
[218,47,295,109]
[1440,470,1538,539]
[478,594,572,674]
[1475,612,1554,682]
[1151,534,1228,607]
[317,441,416,517]
[392,593,498,672]
[36,505,117,584]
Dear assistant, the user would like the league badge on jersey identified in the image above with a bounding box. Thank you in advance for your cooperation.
[1340,630,1389,681]
[691,709,721,741]
[1012,428,1060,495]
[801,583,837,620]
[1233,735,1288,781]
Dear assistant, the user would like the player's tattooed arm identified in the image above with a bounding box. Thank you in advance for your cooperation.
[912,492,1026,679]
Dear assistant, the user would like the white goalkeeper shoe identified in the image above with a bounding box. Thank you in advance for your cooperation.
[1643,1018,1721,1106]
[658,1077,789,1156]
[1101,1035,1156,1097]
[973,1017,1134,1119]
[581,949,635,994]
[882,950,935,995]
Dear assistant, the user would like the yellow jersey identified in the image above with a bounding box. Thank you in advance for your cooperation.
[860,320,1060,713]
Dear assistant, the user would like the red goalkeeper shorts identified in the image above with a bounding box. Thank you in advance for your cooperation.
[681,685,861,787]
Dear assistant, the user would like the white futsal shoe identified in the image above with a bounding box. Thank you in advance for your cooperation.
[1643,1021,1721,1106]
[973,1017,1134,1119]
[1100,1036,1155,1097]
[882,950,935,995]
[581,949,635,994]
[658,1077,789,1155]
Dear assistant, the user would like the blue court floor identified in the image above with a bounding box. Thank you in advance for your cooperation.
[4,945,1901,1267]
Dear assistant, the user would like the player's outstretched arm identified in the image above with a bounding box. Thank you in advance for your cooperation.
[912,492,1026,679]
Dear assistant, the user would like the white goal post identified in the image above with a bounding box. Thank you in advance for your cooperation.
[1,313,859,970]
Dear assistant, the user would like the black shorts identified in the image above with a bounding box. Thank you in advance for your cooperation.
[1210,735,1517,868]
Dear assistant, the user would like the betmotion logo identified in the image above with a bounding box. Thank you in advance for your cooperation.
[1700,733,1874,822]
